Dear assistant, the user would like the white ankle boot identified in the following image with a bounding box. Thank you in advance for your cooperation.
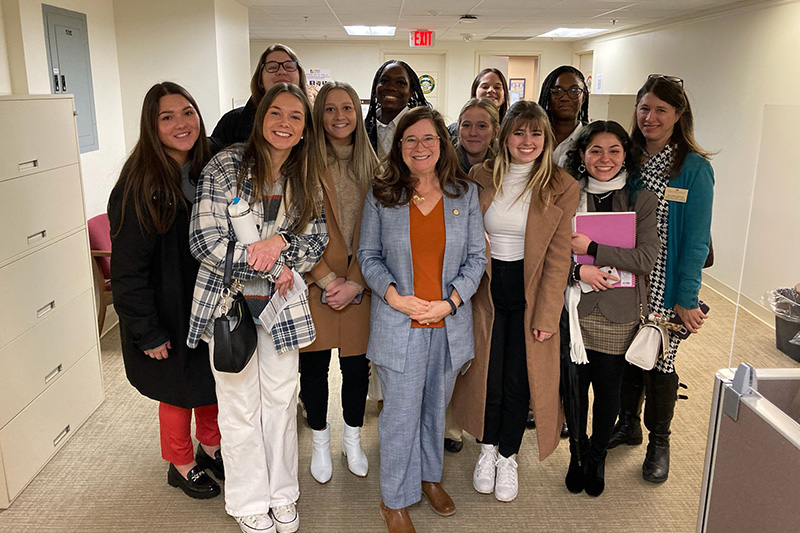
[310,424,332,483]
[341,422,369,477]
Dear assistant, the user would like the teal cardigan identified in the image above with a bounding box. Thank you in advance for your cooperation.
[662,152,714,311]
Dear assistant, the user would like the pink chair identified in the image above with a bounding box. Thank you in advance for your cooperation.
[87,214,113,333]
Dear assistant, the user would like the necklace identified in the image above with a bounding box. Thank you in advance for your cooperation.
[594,190,614,201]
[412,193,425,204]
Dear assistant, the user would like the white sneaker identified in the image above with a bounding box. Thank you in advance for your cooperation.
[271,503,300,533]
[237,514,276,533]
[473,443,498,494]
[495,454,519,502]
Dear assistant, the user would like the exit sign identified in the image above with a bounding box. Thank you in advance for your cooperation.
[409,30,435,47]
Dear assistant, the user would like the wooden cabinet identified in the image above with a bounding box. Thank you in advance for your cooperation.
[0,95,104,509]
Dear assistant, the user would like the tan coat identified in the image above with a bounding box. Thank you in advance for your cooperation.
[302,171,371,356]
[452,165,580,460]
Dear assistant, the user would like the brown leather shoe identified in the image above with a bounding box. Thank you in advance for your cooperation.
[421,481,456,517]
[380,501,416,533]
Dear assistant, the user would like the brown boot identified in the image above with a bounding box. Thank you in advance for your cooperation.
[380,501,416,533]
[421,481,456,516]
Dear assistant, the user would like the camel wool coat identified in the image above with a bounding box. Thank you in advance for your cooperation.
[451,164,580,460]
[302,170,371,356]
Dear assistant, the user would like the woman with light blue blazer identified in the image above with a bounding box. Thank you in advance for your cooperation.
[357,107,487,533]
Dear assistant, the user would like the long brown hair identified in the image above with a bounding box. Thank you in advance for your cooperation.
[487,100,558,212]
[238,83,323,233]
[114,82,211,235]
[471,68,510,121]
[250,44,308,103]
[631,76,712,177]
[312,81,379,189]
[373,107,470,208]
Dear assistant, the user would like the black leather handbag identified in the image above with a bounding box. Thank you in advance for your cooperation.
[213,240,257,373]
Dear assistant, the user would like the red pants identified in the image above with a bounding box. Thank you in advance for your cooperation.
[159,402,221,465]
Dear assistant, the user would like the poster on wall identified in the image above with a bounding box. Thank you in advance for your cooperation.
[306,68,331,89]
[509,78,526,104]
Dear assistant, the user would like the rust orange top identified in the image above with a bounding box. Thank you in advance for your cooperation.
[410,198,445,328]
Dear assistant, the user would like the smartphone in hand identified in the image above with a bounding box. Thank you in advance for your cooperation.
[669,300,710,339]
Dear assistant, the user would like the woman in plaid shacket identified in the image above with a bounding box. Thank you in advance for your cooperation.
[188,83,327,533]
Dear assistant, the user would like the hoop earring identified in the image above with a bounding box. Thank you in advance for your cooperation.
[621,163,626,171]
[578,163,586,174]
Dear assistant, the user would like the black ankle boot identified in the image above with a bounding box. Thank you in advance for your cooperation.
[608,365,645,449]
[642,371,679,483]
[565,439,587,494]
[584,455,605,497]
[642,434,670,483]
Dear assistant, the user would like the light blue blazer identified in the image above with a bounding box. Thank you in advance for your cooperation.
[357,182,487,374]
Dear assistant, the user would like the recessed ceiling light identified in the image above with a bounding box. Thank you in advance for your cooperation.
[344,25,396,36]
[538,28,606,38]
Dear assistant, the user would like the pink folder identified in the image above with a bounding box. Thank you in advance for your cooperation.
[573,211,637,288]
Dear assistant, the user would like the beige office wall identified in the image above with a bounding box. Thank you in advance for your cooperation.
[4,0,126,219]
[214,0,249,115]
[252,39,573,123]
[575,1,800,320]
[114,0,222,152]
[0,2,12,94]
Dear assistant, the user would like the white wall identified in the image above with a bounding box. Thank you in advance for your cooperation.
[5,0,127,218]
[0,2,12,94]
[214,0,250,115]
[251,39,574,123]
[114,0,220,151]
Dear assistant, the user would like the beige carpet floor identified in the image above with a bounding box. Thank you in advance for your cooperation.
[0,286,796,532]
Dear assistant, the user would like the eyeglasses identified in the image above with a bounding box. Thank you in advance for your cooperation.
[648,74,684,87]
[263,60,299,73]
[549,87,585,100]
[400,135,439,149]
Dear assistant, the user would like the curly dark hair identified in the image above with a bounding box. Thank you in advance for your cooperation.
[564,120,643,202]
[372,107,470,208]
[538,65,589,126]
[364,60,430,151]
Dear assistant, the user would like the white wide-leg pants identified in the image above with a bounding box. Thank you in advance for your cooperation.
[210,326,300,517]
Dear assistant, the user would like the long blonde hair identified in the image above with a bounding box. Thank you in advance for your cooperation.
[312,81,378,189]
[488,100,558,212]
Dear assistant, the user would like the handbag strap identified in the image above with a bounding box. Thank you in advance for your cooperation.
[223,240,236,289]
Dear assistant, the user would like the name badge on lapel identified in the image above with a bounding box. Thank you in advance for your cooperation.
[665,187,688,203]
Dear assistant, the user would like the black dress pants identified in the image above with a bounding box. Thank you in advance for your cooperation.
[481,259,529,458]
[299,350,369,431]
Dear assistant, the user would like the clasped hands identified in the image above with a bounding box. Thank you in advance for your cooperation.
[385,285,451,325]
[247,235,294,297]
[324,277,361,311]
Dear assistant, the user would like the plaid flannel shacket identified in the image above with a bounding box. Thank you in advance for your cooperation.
[187,147,328,353]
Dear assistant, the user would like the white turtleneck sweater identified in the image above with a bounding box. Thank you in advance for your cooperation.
[484,161,533,261]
